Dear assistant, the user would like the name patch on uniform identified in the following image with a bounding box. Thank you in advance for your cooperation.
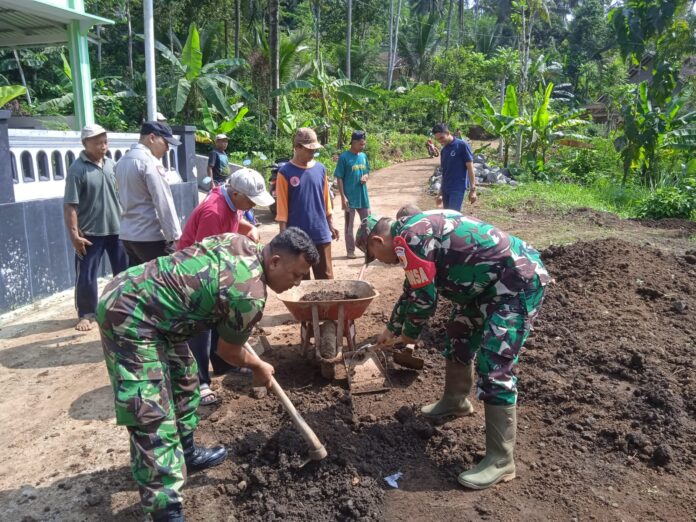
[393,236,436,289]
[290,176,300,187]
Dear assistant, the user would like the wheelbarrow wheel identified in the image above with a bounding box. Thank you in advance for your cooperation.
[319,321,338,379]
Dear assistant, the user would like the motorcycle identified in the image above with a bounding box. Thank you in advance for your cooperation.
[426,139,440,158]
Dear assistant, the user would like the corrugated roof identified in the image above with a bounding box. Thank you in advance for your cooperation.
[0,0,112,49]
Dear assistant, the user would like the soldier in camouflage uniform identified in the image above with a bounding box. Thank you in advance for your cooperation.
[355,211,548,490]
[96,228,318,521]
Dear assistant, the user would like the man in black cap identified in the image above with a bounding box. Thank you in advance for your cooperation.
[115,122,184,266]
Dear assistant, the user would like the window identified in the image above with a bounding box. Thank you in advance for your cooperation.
[37,151,50,181]
[21,151,34,182]
[10,152,18,183]
[65,151,76,172]
[52,151,64,180]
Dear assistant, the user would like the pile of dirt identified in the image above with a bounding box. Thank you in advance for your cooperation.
[524,237,696,472]
[300,291,360,302]
[188,237,696,520]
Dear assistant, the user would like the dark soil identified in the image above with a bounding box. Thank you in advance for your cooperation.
[300,291,360,302]
[187,237,696,521]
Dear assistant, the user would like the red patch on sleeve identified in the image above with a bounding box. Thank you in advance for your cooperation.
[393,236,436,288]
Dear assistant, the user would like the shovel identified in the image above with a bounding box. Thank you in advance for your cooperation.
[349,337,425,370]
[243,343,327,461]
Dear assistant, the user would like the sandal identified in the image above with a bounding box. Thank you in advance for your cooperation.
[199,385,219,406]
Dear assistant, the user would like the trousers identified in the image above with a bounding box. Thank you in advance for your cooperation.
[344,207,370,255]
[443,281,545,405]
[100,331,200,513]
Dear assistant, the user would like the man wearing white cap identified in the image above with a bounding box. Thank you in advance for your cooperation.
[63,124,128,331]
[178,167,274,403]
[208,133,230,186]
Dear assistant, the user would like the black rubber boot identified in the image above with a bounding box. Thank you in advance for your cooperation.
[151,503,185,522]
[181,433,228,472]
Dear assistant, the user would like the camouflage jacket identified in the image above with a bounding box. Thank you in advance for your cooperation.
[387,211,549,338]
[97,233,266,345]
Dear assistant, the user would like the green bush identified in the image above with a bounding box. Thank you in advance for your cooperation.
[637,179,696,220]
[546,137,622,185]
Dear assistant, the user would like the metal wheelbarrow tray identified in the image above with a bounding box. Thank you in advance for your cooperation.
[277,280,389,393]
[278,280,379,322]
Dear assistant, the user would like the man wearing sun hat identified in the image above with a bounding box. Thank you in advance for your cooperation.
[63,123,128,331]
[116,121,183,266]
[355,210,548,491]
[179,167,274,397]
[275,127,339,279]
[208,133,230,186]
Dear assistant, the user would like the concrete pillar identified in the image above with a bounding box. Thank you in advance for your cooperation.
[171,125,197,182]
[0,110,14,203]
[67,0,95,128]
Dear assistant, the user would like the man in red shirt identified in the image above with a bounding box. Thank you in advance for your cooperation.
[178,168,274,404]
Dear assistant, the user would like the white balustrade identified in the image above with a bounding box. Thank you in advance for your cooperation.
[8,129,181,202]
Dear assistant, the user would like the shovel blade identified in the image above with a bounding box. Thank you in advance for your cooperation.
[344,351,390,394]
[392,347,425,370]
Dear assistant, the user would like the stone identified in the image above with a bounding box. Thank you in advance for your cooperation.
[251,387,268,399]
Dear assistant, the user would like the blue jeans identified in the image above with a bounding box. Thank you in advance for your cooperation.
[443,190,466,211]
[75,235,128,318]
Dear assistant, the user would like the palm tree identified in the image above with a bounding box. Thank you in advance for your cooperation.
[269,0,280,133]
[399,13,441,82]
[346,0,353,80]
[155,23,248,123]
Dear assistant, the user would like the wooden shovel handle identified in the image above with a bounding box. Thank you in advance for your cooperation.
[243,343,327,460]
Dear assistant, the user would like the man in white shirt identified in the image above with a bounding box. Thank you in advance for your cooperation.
[115,121,183,266]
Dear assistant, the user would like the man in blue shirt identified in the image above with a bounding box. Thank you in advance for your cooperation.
[335,130,371,259]
[208,134,230,186]
[432,123,478,211]
[275,128,339,279]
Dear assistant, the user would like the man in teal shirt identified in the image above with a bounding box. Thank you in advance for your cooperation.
[335,130,371,258]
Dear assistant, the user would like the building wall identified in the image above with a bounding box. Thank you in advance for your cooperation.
[0,182,199,313]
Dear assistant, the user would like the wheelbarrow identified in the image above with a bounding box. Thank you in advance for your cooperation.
[278,280,390,393]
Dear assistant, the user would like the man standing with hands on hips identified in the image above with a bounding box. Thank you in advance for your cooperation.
[335,130,371,259]
[432,123,477,211]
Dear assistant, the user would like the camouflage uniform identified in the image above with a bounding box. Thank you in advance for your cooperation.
[96,234,266,513]
[359,211,548,406]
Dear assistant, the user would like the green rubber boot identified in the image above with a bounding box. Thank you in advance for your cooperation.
[421,359,474,419]
[458,404,516,490]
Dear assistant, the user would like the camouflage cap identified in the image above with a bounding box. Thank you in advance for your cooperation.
[355,215,381,264]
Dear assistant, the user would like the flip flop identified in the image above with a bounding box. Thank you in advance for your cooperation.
[200,386,219,406]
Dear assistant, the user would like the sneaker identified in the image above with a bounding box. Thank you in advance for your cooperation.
[347,252,357,259]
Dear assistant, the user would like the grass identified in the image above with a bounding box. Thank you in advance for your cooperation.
[485,179,651,219]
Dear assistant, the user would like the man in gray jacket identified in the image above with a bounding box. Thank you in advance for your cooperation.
[115,122,183,266]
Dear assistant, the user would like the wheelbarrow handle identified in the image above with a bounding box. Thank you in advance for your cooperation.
[243,343,328,461]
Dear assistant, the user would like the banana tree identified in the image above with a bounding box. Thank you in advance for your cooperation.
[195,101,249,144]
[518,82,589,174]
[306,57,378,148]
[0,85,27,108]
[615,81,696,187]
[155,23,251,122]
[478,84,521,166]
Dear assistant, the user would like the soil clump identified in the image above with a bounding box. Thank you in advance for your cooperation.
[300,291,360,302]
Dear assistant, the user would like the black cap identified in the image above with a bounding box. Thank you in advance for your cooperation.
[140,121,182,146]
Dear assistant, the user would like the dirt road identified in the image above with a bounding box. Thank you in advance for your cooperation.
[2,156,695,521]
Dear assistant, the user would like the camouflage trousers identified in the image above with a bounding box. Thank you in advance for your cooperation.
[443,281,545,406]
[100,332,200,514]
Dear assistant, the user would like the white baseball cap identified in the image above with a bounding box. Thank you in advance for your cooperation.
[81,124,107,141]
[215,134,229,141]
[227,168,275,207]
